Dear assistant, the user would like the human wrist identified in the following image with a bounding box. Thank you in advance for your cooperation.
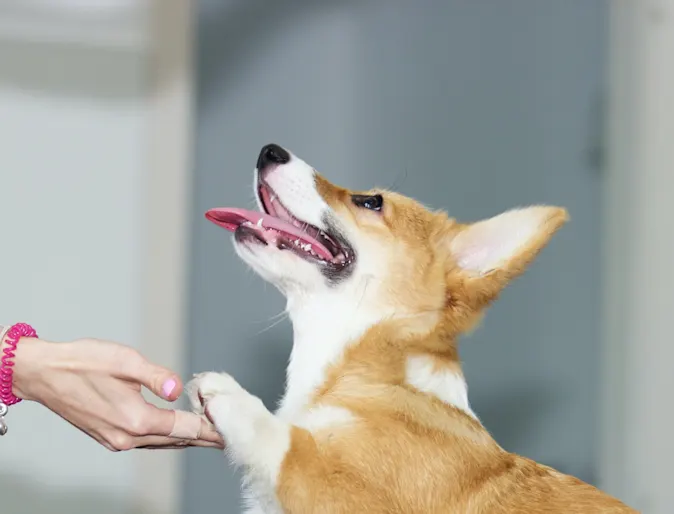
[1,326,45,402]
[16,339,65,404]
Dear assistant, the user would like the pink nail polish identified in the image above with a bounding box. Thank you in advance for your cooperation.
[162,379,177,398]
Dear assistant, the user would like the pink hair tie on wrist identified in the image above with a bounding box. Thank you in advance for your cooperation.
[0,323,38,406]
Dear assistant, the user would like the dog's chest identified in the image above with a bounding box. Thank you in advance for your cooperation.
[242,483,284,514]
[242,405,354,513]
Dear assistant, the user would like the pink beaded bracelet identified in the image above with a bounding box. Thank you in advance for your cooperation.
[0,322,38,406]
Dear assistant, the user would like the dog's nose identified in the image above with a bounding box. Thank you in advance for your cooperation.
[256,144,290,170]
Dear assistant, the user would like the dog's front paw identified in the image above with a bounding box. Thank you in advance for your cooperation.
[187,372,261,435]
[186,372,243,415]
[188,373,290,483]
[185,375,203,415]
[188,372,285,466]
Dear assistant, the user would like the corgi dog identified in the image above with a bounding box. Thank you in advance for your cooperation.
[187,144,635,513]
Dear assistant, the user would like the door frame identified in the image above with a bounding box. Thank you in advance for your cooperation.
[134,1,194,513]
[599,1,674,511]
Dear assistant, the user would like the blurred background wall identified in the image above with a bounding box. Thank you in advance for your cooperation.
[2,1,674,514]
[0,2,189,514]
[0,3,148,514]
[600,2,674,510]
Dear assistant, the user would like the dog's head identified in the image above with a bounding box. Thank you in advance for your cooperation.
[207,144,567,333]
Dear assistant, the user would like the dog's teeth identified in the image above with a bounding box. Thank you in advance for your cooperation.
[256,218,264,228]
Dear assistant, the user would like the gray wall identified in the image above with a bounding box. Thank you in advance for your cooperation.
[0,38,148,514]
[185,1,606,511]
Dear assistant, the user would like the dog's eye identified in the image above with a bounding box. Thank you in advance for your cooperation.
[351,194,383,212]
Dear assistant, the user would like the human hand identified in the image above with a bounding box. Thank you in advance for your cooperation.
[7,337,223,451]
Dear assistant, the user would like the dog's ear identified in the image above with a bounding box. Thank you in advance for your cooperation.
[447,206,568,306]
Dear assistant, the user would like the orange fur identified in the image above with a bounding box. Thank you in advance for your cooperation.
[270,174,635,513]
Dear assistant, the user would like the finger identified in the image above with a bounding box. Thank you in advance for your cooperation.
[120,353,183,402]
[146,364,183,402]
[197,419,223,444]
[143,407,221,444]
[133,435,224,449]
[174,415,223,445]
[168,410,202,439]
[168,412,222,444]
[186,438,225,449]
[136,404,179,437]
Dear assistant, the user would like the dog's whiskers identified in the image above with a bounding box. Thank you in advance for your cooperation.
[252,309,288,325]
[254,311,289,336]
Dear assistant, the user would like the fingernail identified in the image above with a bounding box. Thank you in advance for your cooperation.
[162,379,177,398]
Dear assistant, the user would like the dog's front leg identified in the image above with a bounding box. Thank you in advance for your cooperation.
[187,372,290,487]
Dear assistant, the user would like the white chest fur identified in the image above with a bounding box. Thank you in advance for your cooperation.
[225,299,476,513]
[276,290,391,421]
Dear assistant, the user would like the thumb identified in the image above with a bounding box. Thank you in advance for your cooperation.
[134,359,183,402]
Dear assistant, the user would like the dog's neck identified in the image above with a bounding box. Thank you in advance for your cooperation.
[275,287,477,422]
[275,289,392,420]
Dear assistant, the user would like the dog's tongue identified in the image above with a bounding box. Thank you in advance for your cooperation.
[205,207,333,261]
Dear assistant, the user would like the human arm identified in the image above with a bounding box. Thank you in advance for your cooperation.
[1,328,222,451]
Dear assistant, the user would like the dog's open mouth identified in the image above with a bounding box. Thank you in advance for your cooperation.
[205,183,352,267]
